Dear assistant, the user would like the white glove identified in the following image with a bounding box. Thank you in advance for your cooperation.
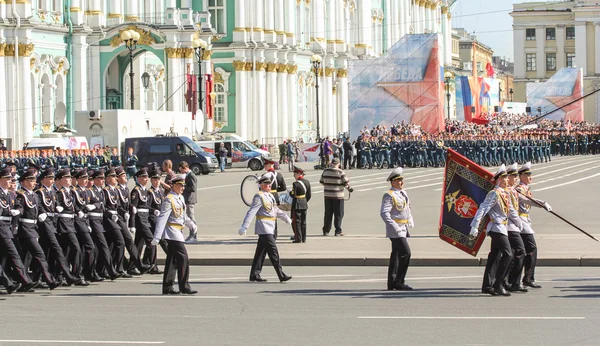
[469,227,479,238]
[38,213,48,222]
[88,226,92,233]
[131,207,137,214]
[85,204,96,211]
[153,210,160,216]
[77,211,84,218]
[111,214,118,222]
[10,209,20,216]
[408,216,415,228]
[238,227,247,236]
[283,216,292,224]
[544,202,552,212]
[151,239,159,246]
[129,227,136,233]
[124,212,130,221]
[191,223,198,233]
[56,206,64,213]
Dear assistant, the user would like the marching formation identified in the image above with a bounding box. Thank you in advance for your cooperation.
[0,162,198,295]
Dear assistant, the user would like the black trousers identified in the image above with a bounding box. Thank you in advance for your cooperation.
[19,237,55,284]
[0,236,31,285]
[291,209,307,242]
[323,198,344,234]
[250,234,285,280]
[507,231,526,286]
[388,238,411,288]
[521,233,538,284]
[76,230,95,280]
[482,232,512,290]
[343,155,352,170]
[91,231,118,277]
[132,225,154,270]
[59,232,81,279]
[117,219,143,272]
[38,229,76,282]
[104,226,125,274]
[163,240,190,292]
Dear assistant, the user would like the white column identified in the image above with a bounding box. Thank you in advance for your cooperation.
[326,0,335,50]
[72,34,88,112]
[252,0,264,42]
[256,63,267,144]
[445,13,452,66]
[595,24,600,75]
[274,0,285,43]
[0,56,6,139]
[277,64,288,139]
[108,0,121,16]
[358,0,372,48]
[389,0,397,45]
[264,0,275,43]
[181,0,192,7]
[0,1,6,19]
[557,25,566,69]
[336,0,346,51]
[514,28,526,78]
[86,0,104,27]
[126,0,139,20]
[536,26,546,79]
[266,62,278,142]
[284,0,295,46]
[234,62,248,139]
[575,22,587,76]
[166,0,176,7]
[323,66,333,137]
[233,0,246,42]
[312,0,325,49]
[167,54,185,112]
[287,66,298,139]
[21,55,33,143]
[337,69,348,133]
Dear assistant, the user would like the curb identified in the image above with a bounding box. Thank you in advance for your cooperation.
[156,257,600,267]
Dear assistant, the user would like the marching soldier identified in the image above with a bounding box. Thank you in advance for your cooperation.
[504,163,528,293]
[130,168,161,274]
[146,169,166,273]
[515,162,552,289]
[55,169,87,285]
[289,166,311,243]
[469,164,521,297]
[238,174,292,283]
[102,168,127,277]
[380,167,414,291]
[151,174,198,295]
[71,169,96,282]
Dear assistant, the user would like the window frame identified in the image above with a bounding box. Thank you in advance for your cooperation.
[213,83,228,125]
[546,27,556,40]
[208,0,226,35]
[566,27,575,40]
[526,53,536,71]
[566,52,575,68]
[526,28,536,41]
[546,53,557,71]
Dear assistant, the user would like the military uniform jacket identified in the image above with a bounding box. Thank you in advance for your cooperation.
[0,187,17,239]
[470,187,521,236]
[56,186,76,234]
[88,185,106,231]
[265,169,287,204]
[515,183,545,234]
[148,185,164,226]
[15,188,39,238]
[241,191,291,235]
[380,188,413,239]
[116,184,131,222]
[153,192,195,242]
[506,187,523,233]
[130,185,151,230]
[71,185,91,232]
[290,178,311,210]
[103,185,121,230]
[36,185,58,234]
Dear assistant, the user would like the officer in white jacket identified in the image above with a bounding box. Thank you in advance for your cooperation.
[380,167,414,291]
[152,174,198,295]
[239,174,292,283]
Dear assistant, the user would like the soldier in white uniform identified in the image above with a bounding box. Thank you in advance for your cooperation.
[380,167,414,291]
[470,164,521,297]
[239,175,292,283]
[505,163,528,293]
[516,162,552,289]
[151,174,198,295]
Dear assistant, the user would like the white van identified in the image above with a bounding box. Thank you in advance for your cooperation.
[26,133,89,151]
[196,134,270,171]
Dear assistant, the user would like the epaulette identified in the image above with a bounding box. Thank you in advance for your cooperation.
[17,189,25,195]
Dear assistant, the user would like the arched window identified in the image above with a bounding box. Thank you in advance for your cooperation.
[213,83,227,124]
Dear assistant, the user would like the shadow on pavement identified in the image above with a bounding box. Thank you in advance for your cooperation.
[550,285,600,298]
[258,288,483,299]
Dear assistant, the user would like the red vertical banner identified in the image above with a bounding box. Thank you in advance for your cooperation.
[186,74,198,118]
[205,74,213,119]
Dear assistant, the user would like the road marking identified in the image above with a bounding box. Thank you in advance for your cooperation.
[357,316,586,320]
[356,181,441,192]
[533,164,600,186]
[536,171,600,191]
[197,183,239,191]
[45,295,239,299]
[0,341,165,344]
[534,160,600,178]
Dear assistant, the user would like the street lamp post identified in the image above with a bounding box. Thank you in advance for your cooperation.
[499,87,502,103]
[509,88,513,102]
[444,71,452,122]
[141,72,150,109]
[121,29,141,110]
[310,54,322,142]
[192,38,208,132]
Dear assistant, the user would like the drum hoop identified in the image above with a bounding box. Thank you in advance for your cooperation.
[240,175,259,206]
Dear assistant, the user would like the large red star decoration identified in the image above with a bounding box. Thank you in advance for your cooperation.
[376,44,444,133]
[545,73,584,122]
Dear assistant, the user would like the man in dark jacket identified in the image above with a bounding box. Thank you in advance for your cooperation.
[290,166,311,243]
[179,161,198,243]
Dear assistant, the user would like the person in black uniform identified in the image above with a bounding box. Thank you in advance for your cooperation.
[289,166,311,243]
[115,167,149,276]
[54,169,87,286]
[263,158,286,239]
[125,147,139,180]
[88,169,120,281]
[0,168,35,293]
[129,168,160,274]
[103,168,127,277]
[146,169,166,273]
[36,168,81,285]
[14,170,61,290]
[71,169,96,282]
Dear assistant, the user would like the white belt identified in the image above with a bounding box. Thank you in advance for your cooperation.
[0,216,12,221]
[137,208,149,213]
[46,213,55,217]
[19,219,37,224]
[88,212,103,217]
[127,166,136,168]
[57,214,75,219]
[107,210,117,215]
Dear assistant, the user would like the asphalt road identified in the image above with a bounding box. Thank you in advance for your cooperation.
[2,266,600,345]
[191,154,600,238]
